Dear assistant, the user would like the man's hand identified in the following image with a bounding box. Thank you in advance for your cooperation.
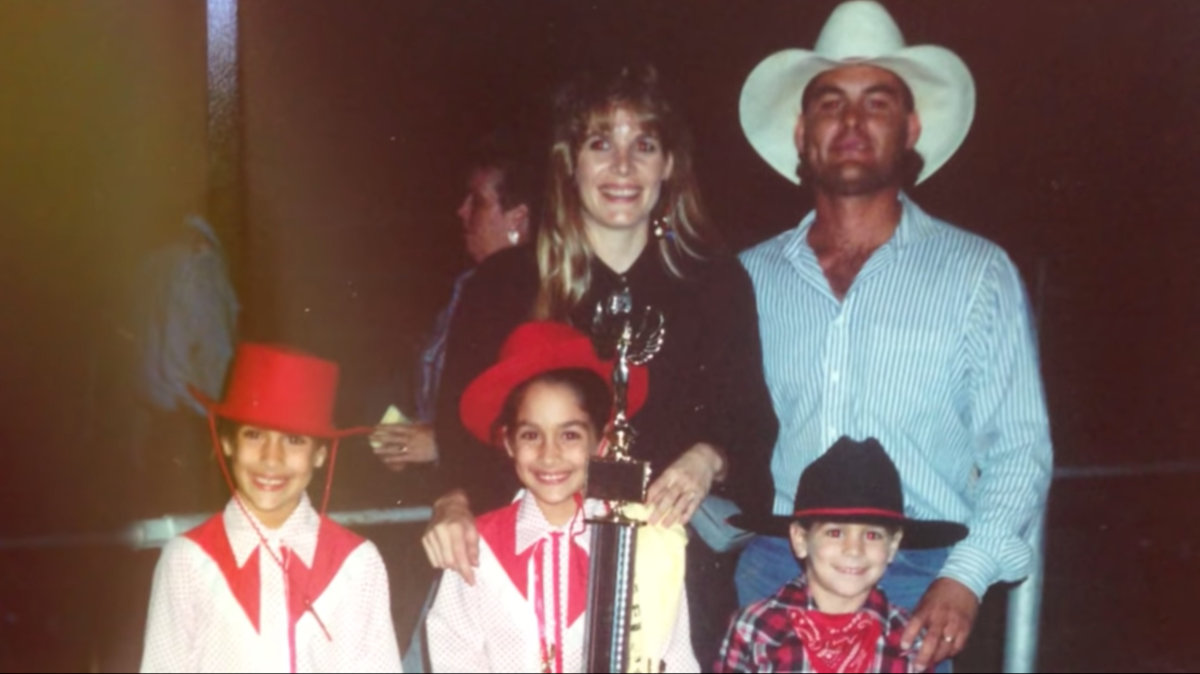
[370,423,438,472]
[901,577,980,671]
[646,443,725,528]
[421,490,480,585]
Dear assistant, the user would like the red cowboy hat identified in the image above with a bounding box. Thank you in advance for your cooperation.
[189,343,370,515]
[459,321,649,445]
[189,343,370,439]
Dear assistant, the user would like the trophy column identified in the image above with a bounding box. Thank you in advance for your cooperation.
[582,290,665,674]
[583,518,639,672]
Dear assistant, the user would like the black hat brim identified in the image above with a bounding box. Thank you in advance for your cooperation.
[728,512,968,550]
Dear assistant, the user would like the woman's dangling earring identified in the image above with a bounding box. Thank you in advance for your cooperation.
[507,230,520,246]
[652,216,669,239]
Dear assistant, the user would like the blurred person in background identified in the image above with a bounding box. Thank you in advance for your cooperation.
[130,213,239,515]
[363,131,541,672]
[369,131,541,476]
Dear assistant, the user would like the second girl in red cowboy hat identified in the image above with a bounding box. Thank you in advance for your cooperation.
[139,343,403,673]
[425,321,699,672]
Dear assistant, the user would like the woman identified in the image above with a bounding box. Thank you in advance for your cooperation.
[425,63,778,662]
[362,131,540,672]
[369,130,540,475]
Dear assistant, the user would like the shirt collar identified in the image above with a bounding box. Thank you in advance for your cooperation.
[572,244,666,328]
[892,192,939,248]
[453,267,477,287]
[589,242,662,288]
[782,191,937,264]
[514,490,585,554]
[223,492,321,567]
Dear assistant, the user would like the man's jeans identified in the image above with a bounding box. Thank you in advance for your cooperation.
[734,535,954,672]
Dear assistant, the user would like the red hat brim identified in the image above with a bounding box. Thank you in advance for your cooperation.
[459,336,648,446]
[188,384,371,439]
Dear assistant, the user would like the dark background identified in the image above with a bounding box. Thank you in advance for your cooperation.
[1,1,1198,671]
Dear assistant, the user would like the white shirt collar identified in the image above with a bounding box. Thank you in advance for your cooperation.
[783,191,936,262]
[222,492,320,567]
[513,490,585,554]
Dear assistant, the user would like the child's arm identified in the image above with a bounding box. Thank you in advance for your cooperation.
[424,567,492,672]
[140,540,197,673]
[346,542,404,673]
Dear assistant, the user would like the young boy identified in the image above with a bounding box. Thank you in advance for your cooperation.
[425,321,699,673]
[140,343,403,672]
[716,437,968,673]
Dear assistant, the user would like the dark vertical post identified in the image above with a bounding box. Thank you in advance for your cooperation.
[206,0,255,333]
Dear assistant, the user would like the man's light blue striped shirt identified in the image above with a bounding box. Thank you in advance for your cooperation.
[739,195,1053,598]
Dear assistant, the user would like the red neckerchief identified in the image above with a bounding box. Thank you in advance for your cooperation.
[787,608,882,674]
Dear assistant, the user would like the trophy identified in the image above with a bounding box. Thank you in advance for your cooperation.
[583,287,665,674]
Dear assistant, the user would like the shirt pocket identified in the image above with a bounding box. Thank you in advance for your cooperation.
[863,326,952,400]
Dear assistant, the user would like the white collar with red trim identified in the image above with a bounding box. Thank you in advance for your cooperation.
[223,492,320,568]
[513,490,589,555]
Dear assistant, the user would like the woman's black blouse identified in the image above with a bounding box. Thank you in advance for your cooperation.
[433,244,779,517]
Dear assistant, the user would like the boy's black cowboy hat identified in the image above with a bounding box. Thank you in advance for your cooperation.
[731,436,968,549]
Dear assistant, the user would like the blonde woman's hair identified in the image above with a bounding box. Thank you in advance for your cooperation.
[534,63,722,321]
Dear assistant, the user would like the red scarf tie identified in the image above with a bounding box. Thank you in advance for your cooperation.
[788,608,882,674]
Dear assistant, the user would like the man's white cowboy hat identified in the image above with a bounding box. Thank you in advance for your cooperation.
[740,0,975,185]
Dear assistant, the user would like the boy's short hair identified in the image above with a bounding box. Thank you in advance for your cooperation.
[215,417,239,443]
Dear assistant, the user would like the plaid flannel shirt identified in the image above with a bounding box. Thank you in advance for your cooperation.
[715,576,922,673]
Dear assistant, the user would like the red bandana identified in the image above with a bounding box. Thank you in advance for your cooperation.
[788,608,882,674]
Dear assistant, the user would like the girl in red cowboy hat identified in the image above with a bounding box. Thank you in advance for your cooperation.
[425,321,698,673]
[140,343,402,673]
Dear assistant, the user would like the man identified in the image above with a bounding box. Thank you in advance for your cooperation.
[734,2,1052,670]
[370,133,537,472]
